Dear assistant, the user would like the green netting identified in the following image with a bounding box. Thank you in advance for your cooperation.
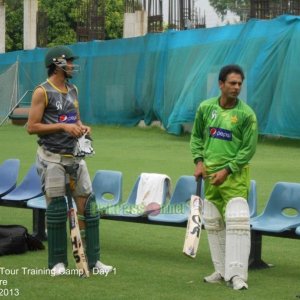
[0,63,18,125]
[1,15,300,137]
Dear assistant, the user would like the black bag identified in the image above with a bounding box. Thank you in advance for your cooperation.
[0,225,45,256]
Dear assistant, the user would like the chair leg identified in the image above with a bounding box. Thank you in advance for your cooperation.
[249,230,271,269]
[32,208,47,241]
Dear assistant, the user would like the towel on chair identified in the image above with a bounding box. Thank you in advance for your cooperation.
[136,173,171,211]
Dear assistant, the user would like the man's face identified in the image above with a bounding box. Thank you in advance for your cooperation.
[53,58,77,78]
[65,60,75,78]
[219,72,243,100]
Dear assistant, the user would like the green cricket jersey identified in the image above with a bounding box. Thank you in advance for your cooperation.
[190,97,258,174]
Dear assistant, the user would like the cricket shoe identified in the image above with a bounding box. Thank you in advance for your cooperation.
[203,272,224,283]
[51,263,66,276]
[231,276,248,290]
[93,261,113,274]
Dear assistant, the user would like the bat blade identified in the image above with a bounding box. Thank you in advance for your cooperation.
[183,194,203,258]
[69,207,90,277]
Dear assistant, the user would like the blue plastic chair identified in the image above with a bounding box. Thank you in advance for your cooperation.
[27,195,47,209]
[0,159,20,197]
[105,176,141,217]
[249,180,257,218]
[148,176,198,223]
[1,164,43,201]
[92,170,122,210]
[251,182,300,232]
[27,196,77,210]
[105,175,170,217]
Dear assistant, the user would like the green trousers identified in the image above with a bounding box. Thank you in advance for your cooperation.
[204,166,250,218]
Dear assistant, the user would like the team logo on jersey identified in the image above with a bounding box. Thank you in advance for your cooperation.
[209,127,232,141]
[211,110,217,120]
[58,112,77,123]
[231,115,238,123]
[74,99,79,109]
[56,101,63,111]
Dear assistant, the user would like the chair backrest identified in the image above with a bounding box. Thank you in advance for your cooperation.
[2,164,43,201]
[262,182,300,217]
[0,159,20,197]
[248,180,257,218]
[126,176,141,205]
[169,176,198,205]
[92,170,122,207]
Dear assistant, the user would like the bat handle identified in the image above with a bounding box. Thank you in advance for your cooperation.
[65,173,70,184]
[196,176,202,197]
[65,173,73,209]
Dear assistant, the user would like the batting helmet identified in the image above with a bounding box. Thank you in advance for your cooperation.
[45,45,78,68]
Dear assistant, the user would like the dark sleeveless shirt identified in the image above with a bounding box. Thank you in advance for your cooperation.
[37,80,79,154]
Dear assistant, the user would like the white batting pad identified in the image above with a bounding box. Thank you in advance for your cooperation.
[203,200,226,277]
[225,197,250,282]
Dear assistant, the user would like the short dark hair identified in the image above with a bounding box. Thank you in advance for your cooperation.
[218,64,245,82]
[47,64,57,77]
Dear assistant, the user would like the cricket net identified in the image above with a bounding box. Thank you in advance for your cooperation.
[0,62,18,126]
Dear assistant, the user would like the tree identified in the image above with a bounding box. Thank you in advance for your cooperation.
[208,0,250,21]
[5,0,23,51]
[105,0,124,40]
[5,0,124,52]
[39,0,79,46]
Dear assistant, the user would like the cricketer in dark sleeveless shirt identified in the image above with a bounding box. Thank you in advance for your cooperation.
[38,79,79,154]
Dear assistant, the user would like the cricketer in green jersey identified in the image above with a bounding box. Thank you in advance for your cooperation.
[190,65,258,290]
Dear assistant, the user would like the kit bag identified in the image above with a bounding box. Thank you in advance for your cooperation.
[0,225,44,256]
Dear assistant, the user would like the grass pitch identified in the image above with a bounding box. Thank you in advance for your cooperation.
[1,124,300,300]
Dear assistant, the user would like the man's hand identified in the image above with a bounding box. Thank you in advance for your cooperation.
[62,124,87,138]
[209,169,230,186]
[79,124,91,135]
[194,161,206,181]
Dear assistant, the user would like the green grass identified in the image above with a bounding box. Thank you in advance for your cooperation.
[1,124,300,300]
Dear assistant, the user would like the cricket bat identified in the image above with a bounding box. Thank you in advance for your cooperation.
[66,174,90,278]
[183,177,203,258]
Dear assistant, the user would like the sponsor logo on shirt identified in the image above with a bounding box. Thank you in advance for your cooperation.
[209,127,232,141]
[58,112,77,123]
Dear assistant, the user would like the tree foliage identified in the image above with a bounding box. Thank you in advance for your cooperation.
[208,0,250,20]
[5,0,124,52]
[105,0,124,40]
[5,0,23,51]
[39,0,79,47]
